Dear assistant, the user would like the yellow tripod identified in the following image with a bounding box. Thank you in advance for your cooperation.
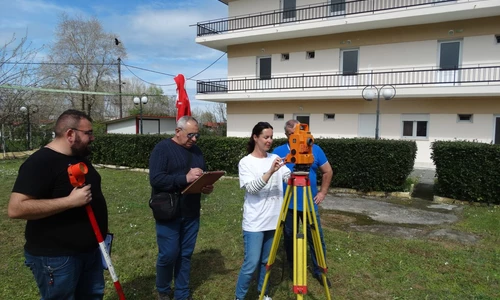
[259,171,331,300]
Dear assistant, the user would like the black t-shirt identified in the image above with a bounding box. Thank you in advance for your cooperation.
[12,147,108,256]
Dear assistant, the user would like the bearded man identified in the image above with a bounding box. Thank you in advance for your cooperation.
[8,109,108,300]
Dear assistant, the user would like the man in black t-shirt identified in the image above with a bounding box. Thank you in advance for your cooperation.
[8,109,108,300]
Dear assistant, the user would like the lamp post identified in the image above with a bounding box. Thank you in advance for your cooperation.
[20,104,39,150]
[133,94,148,134]
[361,85,396,140]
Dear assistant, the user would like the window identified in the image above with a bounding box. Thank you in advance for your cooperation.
[306,51,315,59]
[457,114,473,123]
[496,35,500,44]
[294,114,310,126]
[341,49,358,75]
[281,53,290,61]
[282,0,296,19]
[274,114,284,120]
[331,0,346,15]
[401,114,429,139]
[439,41,461,70]
[324,113,335,121]
[258,57,271,80]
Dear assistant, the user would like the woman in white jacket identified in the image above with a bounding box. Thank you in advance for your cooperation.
[234,121,291,300]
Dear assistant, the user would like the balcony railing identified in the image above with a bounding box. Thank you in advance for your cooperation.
[197,66,500,94]
[197,0,456,36]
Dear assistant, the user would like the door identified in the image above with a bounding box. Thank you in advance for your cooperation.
[341,49,359,86]
[258,56,271,80]
[282,0,296,20]
[438,40,461,84]
[331,0,346,16]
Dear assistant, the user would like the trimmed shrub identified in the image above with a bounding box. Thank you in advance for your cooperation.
[91,135,417,192]
[431,141,500,204]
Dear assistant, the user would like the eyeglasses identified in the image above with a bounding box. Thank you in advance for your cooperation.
[72,128,94,136]
[180,129,199,139]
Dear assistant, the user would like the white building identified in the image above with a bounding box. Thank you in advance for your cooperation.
[105,115,176,135]
[195,0,500,168]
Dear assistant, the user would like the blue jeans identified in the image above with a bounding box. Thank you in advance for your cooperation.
[284,209,327,277]
[235,230,274,299]
[24,248,104,300]
[156,217,200,300]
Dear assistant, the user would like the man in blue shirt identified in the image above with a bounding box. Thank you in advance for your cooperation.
[272,119,333,287]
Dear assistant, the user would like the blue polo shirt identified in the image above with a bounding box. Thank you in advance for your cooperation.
[273,143,328,211]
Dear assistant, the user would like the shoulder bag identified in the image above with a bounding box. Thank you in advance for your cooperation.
[149,150,193,222]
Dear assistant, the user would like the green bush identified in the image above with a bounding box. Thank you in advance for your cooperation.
[431,141,500,204]
[91,134,416,192]
[315,138,416,192]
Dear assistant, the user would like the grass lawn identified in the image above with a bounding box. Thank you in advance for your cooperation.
[1,159,500,299]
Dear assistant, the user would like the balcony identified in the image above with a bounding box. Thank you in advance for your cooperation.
[196,65,500,101]
[199,0,454,36]
[196,0,500,51]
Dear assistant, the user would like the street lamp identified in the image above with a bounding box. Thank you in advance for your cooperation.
[20,104,39,150]
[362,85,396,140]
[133,94,148,134]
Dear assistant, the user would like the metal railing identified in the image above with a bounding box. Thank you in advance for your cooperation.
[197,0,456,36]
[196,66,500,94]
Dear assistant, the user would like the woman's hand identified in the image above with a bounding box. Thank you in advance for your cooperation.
[269,157,285,174]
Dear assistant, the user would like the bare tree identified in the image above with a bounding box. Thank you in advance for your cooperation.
[40,14,126,119]
[121,78,176,118]
[0,32,43,125]
[210,102,227,123]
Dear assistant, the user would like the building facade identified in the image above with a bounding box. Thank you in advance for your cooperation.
[105,115,176,135]
[195,0,500,168]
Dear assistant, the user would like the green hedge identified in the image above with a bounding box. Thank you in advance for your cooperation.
[431,141,500,204]
[91,135,416,192]
[314,138,416,192]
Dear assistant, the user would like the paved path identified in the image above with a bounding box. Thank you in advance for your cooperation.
[320,193,478,244]
[410,168,436,200]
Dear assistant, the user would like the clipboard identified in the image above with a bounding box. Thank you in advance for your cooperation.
[182,171,225,194]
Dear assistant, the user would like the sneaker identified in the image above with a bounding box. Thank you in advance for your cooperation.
[158,293,172,300]
[314,274,332,288]
[263,295,272,300]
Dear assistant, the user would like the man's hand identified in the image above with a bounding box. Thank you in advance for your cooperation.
[68,184,92,208]
[314,190,327,205]
[187,168,203,183]
[201,184,214,194]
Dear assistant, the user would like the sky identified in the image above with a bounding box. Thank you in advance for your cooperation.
[0,0,228,112]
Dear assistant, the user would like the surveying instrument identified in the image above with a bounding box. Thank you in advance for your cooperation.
[259,123,331,300]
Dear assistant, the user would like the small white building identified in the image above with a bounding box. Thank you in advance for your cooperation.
[105,115,176,135]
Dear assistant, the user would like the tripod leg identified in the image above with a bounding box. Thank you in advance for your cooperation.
[306,185,332,300]
[293,186,307,299]
[258,183,293,300]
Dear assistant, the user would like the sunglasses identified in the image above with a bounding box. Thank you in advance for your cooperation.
[187,132,200,139]
[180,128,199,139]
[72,128,94,136]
